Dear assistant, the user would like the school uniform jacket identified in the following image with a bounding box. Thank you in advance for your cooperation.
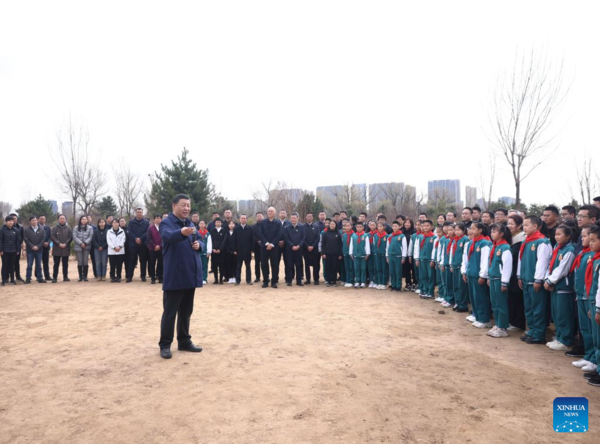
[385,233,407,259]
[544,243,575,293]
[517,236,552,284]
[574,250,594,300]
[349,232,371,257]
[341,231,354,256]
[449,236,469,268]
[414,234,435,261]
[371,231,388,256]
[461,238,492,279]
[488,243,513,286]
[197,230,212,256]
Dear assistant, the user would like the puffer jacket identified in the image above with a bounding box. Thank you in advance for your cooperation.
[51,223,73,257]
[73,225,94,252]
[0,225,21,253]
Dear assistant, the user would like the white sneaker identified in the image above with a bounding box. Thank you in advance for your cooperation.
[490,328,508,338]
[507,325,520,332]
[441,301,452,308]
[582,363,598,372]
[435,297,444,302]
[368,282,374,288]
[379,285,386,290]
[486,326,499,336]
[473,321,492,328]
[360,283,365,288]
[415,289,421,294]
[354,283,359,288]
[548,341,568,351]
[572,359,591,369]
[546,339,559,347]
[466,315,476,322]
[203,280,207,285]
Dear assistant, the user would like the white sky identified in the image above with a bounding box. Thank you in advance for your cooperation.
[1,1,599,210]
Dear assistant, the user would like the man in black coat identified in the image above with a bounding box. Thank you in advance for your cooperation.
[9,214,24,282]
[126,208,150,282]
[209,218,226,284]
[259,207,283,288]
[234,214,255,285]
[251,212,263,283]
[38,215,53,281]
[278,209,292,282]
[302,212,321,285]
[284,212,305,286]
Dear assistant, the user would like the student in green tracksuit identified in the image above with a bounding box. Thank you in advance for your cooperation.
[367,221,377,287]
[487,224,513,337]
[408,221,421,292]
[341,221,354,287]
[462,222,492,328]
[413,228,424,294]
[197,220,212,283]
[350,222,370,288]
[517,215,552,344]
[571,226,596,370]
[433,226,446,302]
[386,221,407,292]
[584,225,600,385]
[415,220,435,298]
[372,223,388,289]
[450,223,469,312]
[544,225,576,351]
[441,223,455,307]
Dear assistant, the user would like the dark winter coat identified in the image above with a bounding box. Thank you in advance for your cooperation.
[23,226,46,252]
[0,225,21,253]
[50,223,73,257]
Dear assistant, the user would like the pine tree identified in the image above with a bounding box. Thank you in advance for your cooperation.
[16,195,56,226]
[95,196,119,218]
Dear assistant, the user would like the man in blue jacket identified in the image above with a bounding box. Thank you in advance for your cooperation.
[259,206,283,288]
[158,194,204,359]
[126,208,150,282]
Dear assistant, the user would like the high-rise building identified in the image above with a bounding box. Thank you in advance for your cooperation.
[61,202,74,219]
[499,196,516,206]
[428,179,461,205]
[465,186,477,207]
[238,199,262,216]
[49,200,58,214]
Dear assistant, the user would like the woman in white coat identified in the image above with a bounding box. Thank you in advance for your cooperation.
[107,218,126,283]
[73,215,94,282]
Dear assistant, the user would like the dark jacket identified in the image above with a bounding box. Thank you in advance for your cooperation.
[320,229,342,256]
[0,225,21,253]
[284,223,306,251]
[23,226,46,252]
[92,227,109,250]
[40,224,52,248]
[252,222,262,251]
[316,220,326,232]
[234,224,255,258]
[209,227,226,252]
[259,218,283,249]
[14,223,24,255]
[207,220,217,233]
[223,230,237,254]
[50,223,73,257]
[160,213,204,292]
[303,222,321,250]
[147,225,162,251]
[127,217,150,246]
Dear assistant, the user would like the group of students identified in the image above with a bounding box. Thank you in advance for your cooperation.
[0,209,167,285]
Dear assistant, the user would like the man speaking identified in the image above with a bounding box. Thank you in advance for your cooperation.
[158,194,204,359]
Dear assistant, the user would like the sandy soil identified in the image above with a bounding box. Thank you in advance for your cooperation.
[1,259,598,444]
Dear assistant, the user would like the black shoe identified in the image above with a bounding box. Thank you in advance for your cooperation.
[9,281,16,285]
[235,282,240,286]
[160,348,172,359]
[588,374,600,387]
[525,337,545,345]
[565,347,585,358]
[213,280,219,285]
[314,281,320,286]
[51,279,57,283]
[271,283,278,289]
[520,334,530,342]
[583,371,598,380]
[178,343,202,353]
[158,279,163,284]
[24,279,31,284]
[63,277,70,282]
[17,277,24,282]
[116,278,122,283]
[254,279,261,283]
[111,278,116,283]
[1,282,5,286]
[141,277,147,282]
[286,282,292,286]
[305,280,311,285]
[246,281,253,285]
[151,279,156,284]
[126,278,132,283]
[83,266,89,282]
[326,283,331,287]
[297,282,304,286]
[456,307,469,313]
[262,283,269,288]
[38,280,47,283]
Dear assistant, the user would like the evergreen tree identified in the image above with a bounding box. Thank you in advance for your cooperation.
[16,195,56,226]
[296,193,325,219]
[95,196,119,218]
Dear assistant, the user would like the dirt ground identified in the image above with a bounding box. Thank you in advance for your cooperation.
[1,260,598,444]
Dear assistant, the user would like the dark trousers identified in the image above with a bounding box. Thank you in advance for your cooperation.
[224,253,236,280]
[212,253,224,282]
[127,244,148,279]
[280,248,292,282]
[508,284,527,330]
[148,250,163,280]
[15,252,22,279]
[402,260,414,286]
[324,255,339,283]
[285,249,304,283]
[253,246,261,280]
[1,253,17,282]
[89,247,97,277]
[261,247,280,284]
[26,251,43,281]
[236,254,252,283]
[303,248,321,283]
[53,256,69,279]
[109,255,124,279]
[42,247,51,279]
[159,288,195,349]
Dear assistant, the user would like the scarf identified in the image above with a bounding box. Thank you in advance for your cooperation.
[570,247,591,273]
[420,231,434,248]
[345,230,354,246]
[548,243,566,273]
[356,231,365,244]
[489,239,509,266]
[198,228,208,238]
[388,230,403,244]
[468,235,487,259]
[519,231,545,259]
[375,231,386,248]
[585,252,600,297]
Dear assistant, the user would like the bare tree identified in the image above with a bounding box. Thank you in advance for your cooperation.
[477,154,497,210]
[114,159,145,218]
[50,118,105,219]
[574,152,598,206]
[489,48,568,209]
[0,201,12,226]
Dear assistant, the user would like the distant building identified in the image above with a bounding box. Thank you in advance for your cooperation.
[369,182,405,211]
[61,201,74,219]
[499,196,516,206]
[465,186,477,207]
[428,179,461,205]
[238,199,262,216]
[49,200,58,214]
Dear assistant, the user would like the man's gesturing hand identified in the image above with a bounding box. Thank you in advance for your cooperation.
[181,227,194,237]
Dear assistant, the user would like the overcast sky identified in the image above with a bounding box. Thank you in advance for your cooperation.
[1,1,599,210]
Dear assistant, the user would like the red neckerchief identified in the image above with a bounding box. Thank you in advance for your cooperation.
[549,243,567,273]
[420,231,434,248]
[489,239,509,266]
[375,230,386,247]
[450,235,461,256]
[345,230,354,246]
[198,228,208,237]
[585,252,600,297]
[519,231,545,259]
[571,247,591,273]
[468,235,487,259]
[356,230,364,244]
[388,230,403,244]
